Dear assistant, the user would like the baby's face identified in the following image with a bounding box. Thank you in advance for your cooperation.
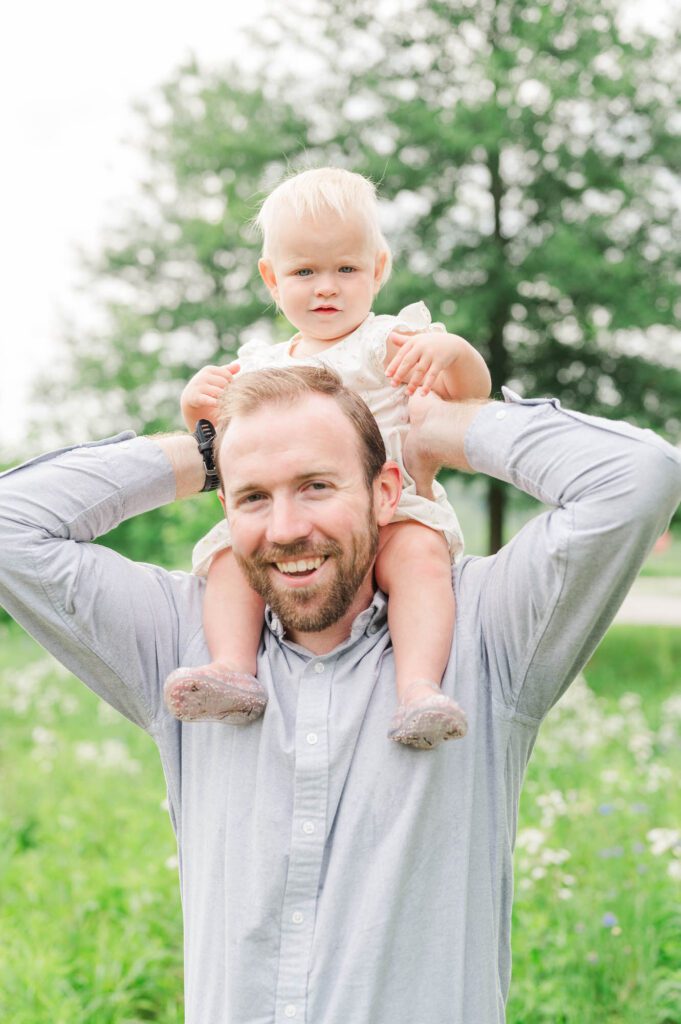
[259,210,387,346]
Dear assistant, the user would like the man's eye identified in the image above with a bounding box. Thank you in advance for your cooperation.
[242,493,265,505]
[307,481,329,492]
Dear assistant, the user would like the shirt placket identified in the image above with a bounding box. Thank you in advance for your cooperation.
[275,656,332,1023]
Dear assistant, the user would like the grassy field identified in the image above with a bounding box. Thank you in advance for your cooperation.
[0,622,679,1023]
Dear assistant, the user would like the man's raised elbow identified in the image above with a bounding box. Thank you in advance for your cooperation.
[627,442,681,534]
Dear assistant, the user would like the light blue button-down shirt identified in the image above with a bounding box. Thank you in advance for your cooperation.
[1,393,679,1024]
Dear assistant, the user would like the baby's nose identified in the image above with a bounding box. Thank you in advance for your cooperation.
[315,274,338,295]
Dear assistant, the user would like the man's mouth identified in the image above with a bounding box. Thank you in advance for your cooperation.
[274,556,327,577]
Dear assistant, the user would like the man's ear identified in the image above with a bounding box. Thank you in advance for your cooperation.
[373,461,403,527]
[258,258,279,303]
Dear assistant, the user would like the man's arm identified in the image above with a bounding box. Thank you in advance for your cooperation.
[408,390,681,719]
[0,432,208,730]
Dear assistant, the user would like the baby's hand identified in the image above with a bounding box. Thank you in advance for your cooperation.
[386,331,462,396]
[181,361,240,431]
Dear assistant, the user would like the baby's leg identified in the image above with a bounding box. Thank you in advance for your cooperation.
[164,549,267,724]
[204,548,265,676]
[375,521,467,749]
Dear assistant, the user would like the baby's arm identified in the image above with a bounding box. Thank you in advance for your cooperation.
[385,330,490,401]
[181,361,241,430]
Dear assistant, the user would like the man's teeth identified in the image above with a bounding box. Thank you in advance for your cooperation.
[275,557,325,574]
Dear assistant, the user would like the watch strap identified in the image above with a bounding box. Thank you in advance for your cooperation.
[193,419,219,492]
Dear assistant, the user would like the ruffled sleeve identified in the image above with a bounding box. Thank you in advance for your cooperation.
[393,301,446,334]
[237,336,276,371]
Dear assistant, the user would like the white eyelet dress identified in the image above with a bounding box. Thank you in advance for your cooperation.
[191,302,464,576]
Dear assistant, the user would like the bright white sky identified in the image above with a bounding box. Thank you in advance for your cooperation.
[0,0,677,459]
[0,0,266,456]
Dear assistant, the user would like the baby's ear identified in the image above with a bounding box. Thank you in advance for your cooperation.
[373,251,388,292]
[258,258,279,300]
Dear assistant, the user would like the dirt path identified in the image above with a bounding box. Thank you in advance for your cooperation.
[614,576,681,626]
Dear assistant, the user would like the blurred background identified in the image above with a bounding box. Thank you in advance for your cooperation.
[1,2,680,1021]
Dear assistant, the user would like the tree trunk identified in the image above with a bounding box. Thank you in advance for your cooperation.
[486,145,511,554]
[488,479,506,554]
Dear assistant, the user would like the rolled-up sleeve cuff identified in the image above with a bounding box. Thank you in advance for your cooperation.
[463,388,556,482]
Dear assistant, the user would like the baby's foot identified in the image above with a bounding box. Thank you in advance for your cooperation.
[164,663,267,724]
[388,680,467,750]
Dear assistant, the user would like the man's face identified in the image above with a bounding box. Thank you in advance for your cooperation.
[219,395,382,640]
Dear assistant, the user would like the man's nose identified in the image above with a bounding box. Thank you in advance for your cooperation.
[266,496,312,546]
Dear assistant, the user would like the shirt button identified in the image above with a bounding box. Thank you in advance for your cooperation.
[314,662,325,673]
[495,409,507,420]
[306,732,318,745]
[284,1005,297,1018]
[292,911,304,924]
[302,821,315,834]
[368,624,379,635]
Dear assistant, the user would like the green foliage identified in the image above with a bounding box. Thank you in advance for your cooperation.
[31,0,681,557]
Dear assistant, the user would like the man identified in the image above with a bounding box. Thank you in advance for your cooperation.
[0,366,679,1024]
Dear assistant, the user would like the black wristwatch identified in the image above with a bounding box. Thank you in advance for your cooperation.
[193,419,219,492]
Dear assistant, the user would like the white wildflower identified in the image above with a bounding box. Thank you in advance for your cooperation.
[661,694,681,721]
[75,741,99,763]
[540,848,571,866]
[647,828,681,856]
[74,739,141,774]
[537,790,568,828]
[516,828,546,854]
[644,763,673,792]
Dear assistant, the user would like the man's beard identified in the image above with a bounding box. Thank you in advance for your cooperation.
[235,508,379,634]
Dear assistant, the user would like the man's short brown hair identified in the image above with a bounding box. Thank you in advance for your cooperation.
[214,366,386,491]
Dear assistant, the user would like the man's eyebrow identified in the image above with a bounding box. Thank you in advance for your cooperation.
[229,470,341,499]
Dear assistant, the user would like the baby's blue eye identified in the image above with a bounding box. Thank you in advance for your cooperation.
[296,268,313,277]
[339,266,355,273]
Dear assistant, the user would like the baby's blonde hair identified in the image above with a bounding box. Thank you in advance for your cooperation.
[255,167,393,286]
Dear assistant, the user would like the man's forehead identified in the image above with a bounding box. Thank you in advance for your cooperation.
[219,394,361,474]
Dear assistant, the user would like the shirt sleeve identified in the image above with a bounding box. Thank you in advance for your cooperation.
[461,390,681,722]
[0,434,205,732]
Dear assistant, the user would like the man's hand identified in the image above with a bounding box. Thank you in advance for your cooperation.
[404,392,491,494]
[385,330,462,396]
[181,362,240,431]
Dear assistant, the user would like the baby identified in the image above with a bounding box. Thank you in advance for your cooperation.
[164,167,491,748]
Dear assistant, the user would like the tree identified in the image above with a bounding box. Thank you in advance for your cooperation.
[39,0,681,555]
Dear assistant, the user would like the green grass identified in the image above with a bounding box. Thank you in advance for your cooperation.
[509,625,681,1024]
[584,625,681,719]
[1,621,679,1023]
[0,623,183,1023]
